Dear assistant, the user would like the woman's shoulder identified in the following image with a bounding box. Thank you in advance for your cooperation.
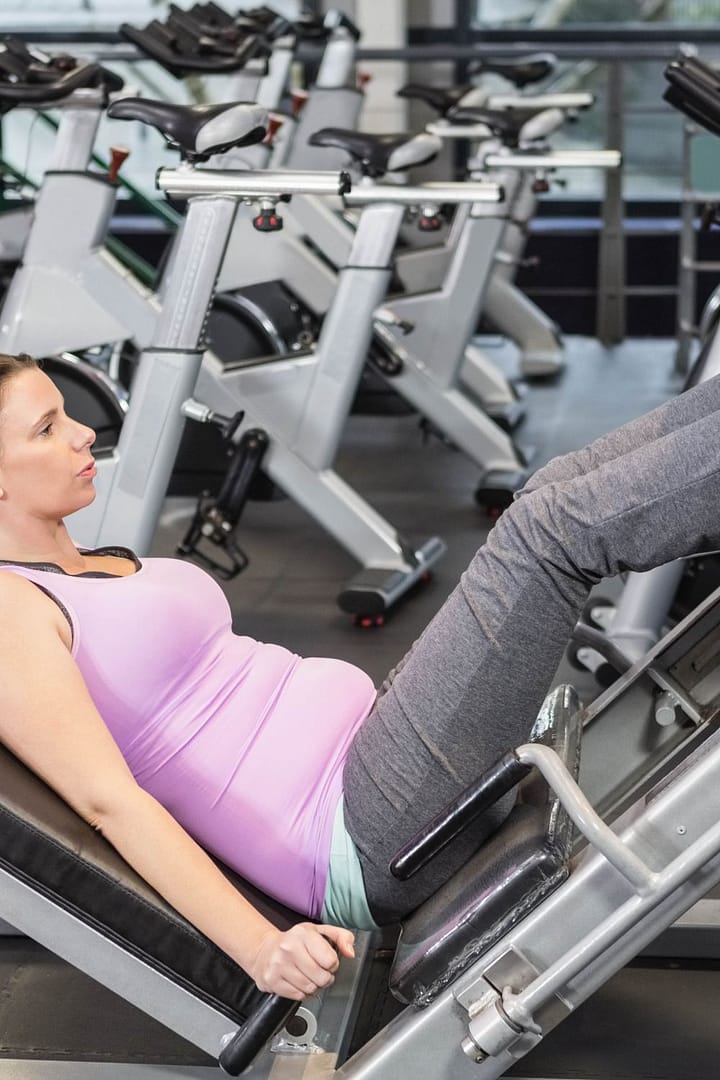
[0,565,39,597]
[0,566,53,611]
[0,565,66,617]
[0,567,71,642]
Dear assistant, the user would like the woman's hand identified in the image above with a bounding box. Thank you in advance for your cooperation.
[249,923,356,1000]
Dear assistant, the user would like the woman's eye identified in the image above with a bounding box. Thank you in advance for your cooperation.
[39,423,53,437]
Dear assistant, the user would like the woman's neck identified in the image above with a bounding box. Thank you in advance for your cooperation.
[0,520,85,571]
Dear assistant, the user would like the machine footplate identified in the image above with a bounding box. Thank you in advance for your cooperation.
[337,537,447,618]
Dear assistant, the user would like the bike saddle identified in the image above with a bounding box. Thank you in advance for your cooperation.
[396,83,470,116]
[308,129,440,177]
[107,98,268,162]
[467,52,556,87]
[445,105,542,145]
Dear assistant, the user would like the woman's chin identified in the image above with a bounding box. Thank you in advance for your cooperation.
[66,486,98,516]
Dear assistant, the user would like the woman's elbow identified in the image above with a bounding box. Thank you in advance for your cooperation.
[75,779,145,835]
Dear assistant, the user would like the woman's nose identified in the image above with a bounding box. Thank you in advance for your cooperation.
[73,420,96,449]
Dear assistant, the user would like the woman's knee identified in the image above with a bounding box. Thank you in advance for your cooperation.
[484,482,604,589]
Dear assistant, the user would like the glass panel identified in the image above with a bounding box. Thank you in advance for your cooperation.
[472,0,720,27]
[0,0,303,32]
[439,52,714,199]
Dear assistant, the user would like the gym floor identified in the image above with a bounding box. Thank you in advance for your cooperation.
[4,335,719,1078]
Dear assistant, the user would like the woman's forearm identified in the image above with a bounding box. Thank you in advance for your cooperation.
[95,785,276,976]
[95,786,356,1000]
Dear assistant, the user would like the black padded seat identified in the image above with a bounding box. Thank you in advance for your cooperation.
[0,741,301,1022]
[396,83,470,116]
[390,685,582,1007]
[107,97,267,161]
[467,53,556,87]
[308,128,439,177]
[445,105,545,145]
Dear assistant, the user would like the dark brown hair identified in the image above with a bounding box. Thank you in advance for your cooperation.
[0,353,39,408]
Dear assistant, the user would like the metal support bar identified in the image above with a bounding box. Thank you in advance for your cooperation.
[483,150,621,170]
[682,259,720,272]
[488,92,595,110]
[505,813,720,1021]
[514,744,656,891]
[343,181,503,205]
[157,167,351,200]
[426,121,493,140]
[597,57,626,345]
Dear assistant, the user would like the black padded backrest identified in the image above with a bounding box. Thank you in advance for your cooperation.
[390,685,582,1007]
[0,742,302,1022]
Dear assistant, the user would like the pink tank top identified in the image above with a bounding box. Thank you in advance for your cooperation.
[0,552,376,916]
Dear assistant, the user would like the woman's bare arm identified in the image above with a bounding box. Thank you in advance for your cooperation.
[0,573,354,998]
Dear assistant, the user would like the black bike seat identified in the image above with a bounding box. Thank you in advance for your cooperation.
[396,83,469,116]
[467,53,556,87]
[445,105,548,144]
[107,98,267,161]
[308,128,439,176]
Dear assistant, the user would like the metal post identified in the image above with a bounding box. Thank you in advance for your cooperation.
[597,58,626,344]
[676,121,697,374]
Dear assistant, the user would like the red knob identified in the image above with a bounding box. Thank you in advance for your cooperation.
[264,115,284,146]
[291,90,309,118]
[108,145,130,183]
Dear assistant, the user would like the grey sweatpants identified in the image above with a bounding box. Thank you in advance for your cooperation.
[343,374,720,923]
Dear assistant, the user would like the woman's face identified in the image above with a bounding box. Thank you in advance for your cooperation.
[0,367,97,520]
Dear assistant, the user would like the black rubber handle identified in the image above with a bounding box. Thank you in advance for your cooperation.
[664,55,720,136]
[218,995,298,1076]
[325,10,361,41]
[571,620,634,676]
[188,2,236,31]
[390,750,531,881]
[120,20,264,75]
[0,60,121,104]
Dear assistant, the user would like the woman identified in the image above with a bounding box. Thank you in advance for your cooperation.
[0,352,718,1001]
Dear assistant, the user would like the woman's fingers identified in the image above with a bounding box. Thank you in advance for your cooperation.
[286,925,340,988]
[252,924,357,999]
[318,924,356,959]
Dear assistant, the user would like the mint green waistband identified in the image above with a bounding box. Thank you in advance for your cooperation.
[321,798,379,931]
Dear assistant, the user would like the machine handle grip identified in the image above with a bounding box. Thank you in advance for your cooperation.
[120,20,265,75]
[390,751,531,880]
[0,60,121,104]
[664,56,720,137]
[218,995,298,1076]
[324,10,362,41]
